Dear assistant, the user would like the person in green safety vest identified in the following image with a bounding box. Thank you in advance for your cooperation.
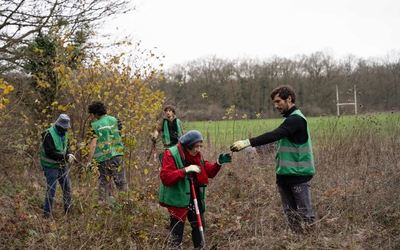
[87,101,128,203]
[230,85,316,234]
[152,105,184,148]
[40,114,76,219]
[159,130,232,249]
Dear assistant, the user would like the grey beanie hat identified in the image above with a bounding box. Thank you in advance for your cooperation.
[179,130,203,147]
[55,114,71,129]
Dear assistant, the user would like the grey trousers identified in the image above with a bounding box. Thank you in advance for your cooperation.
[98,156,128,202]
[277,181,315,228]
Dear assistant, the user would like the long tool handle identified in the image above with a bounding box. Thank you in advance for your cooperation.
[153,146,157,167]
[189,177,206,247]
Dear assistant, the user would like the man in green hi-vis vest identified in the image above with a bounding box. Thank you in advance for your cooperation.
[87,101,128,203]
[40,114,76,219]
[230,85,316,234]
[152,105,184,148]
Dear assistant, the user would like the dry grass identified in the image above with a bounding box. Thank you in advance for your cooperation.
[1,114,400,249]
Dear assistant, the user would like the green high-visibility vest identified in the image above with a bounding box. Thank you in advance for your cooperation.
[275,109,315,176]
[162,119,182,146]
[158,145,207,209]
[92,115,124,163]
[40,127,68,168]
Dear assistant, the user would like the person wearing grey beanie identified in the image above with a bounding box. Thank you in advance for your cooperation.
[158,130,232,249]
[40,114,75,219]
[178,130,203,147]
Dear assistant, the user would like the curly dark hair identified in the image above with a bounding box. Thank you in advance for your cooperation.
[88,101,107,116]
[270,85,296,103]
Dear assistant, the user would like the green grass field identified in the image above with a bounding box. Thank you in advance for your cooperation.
[185,112,400,148]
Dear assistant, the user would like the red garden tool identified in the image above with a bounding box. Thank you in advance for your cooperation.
[147,141,158,168]
[188,176,218,250]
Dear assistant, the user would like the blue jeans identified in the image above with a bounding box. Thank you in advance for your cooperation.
[43,166,72,214]
[277,181,315,228]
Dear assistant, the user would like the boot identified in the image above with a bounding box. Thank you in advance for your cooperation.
[44,211,51,219]
[304,217,316,233]
[64,204,73,214]
[167,236,182,250]
[168,217,184,250]
[288,215,303,234]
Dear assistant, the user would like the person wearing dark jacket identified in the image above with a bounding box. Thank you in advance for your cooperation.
[230,85,315,233]
[152,105,184,148]
[40,114,76,219]
[159,130,231,249]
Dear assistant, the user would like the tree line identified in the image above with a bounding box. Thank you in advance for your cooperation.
[1,0,399,169]
[156,52,400,121]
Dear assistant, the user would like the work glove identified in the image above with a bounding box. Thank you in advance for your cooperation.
[217,153,232,165]
[230,139,251,152]
[77,142,86,149]
[184,165,201,174]
[67,154,76,164]
[151,136,157,143]
[86,163,92,172]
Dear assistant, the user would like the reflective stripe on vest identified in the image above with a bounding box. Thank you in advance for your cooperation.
[275,110,315,176]
[40,154,63,164]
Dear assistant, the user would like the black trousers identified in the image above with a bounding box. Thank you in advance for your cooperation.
[169,189,206,248]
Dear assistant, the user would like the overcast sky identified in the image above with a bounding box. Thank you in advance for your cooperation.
[104,0,400,68]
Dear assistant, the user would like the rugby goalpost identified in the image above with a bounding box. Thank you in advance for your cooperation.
[336,84,357,116]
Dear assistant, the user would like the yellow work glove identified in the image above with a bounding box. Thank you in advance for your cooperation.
[67,154,76,164]
[230,139,251,152]
[184,165,201,174]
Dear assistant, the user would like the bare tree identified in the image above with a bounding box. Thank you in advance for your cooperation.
[299,51,340,114]
[382,51,400,108]
[0,0,136,73]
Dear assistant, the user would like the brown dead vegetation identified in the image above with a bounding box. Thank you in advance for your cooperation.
[1,113,399,249]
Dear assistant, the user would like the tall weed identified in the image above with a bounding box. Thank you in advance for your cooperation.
[1,113,399,249]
